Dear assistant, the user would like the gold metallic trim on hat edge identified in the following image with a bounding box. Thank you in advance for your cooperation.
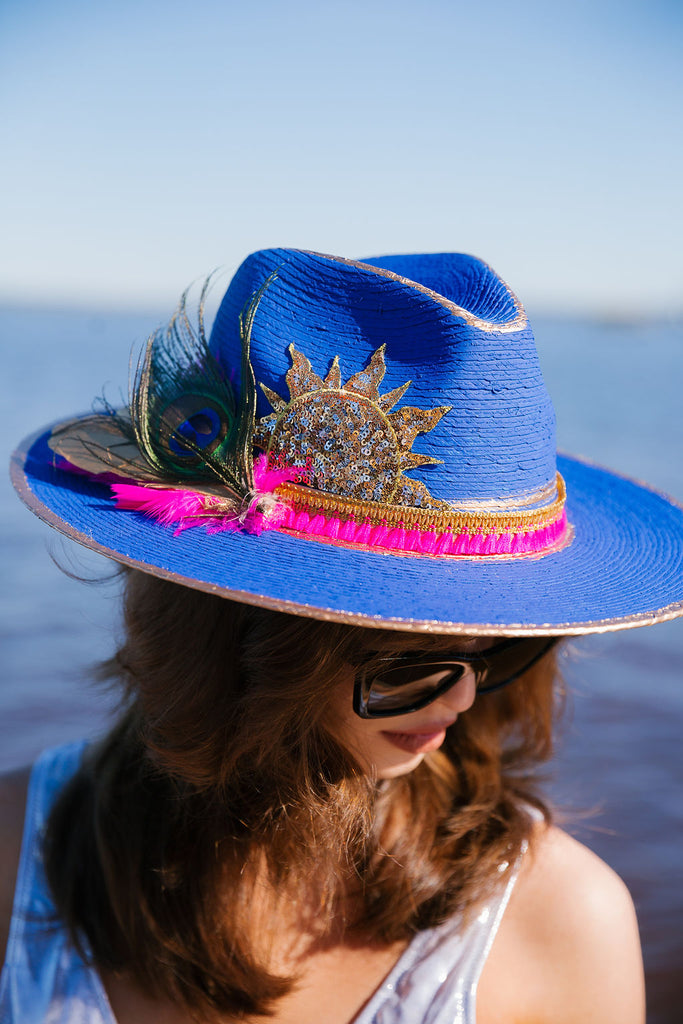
[299,251,528,334]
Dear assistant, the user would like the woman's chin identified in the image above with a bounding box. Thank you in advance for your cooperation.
[375,750,427,780]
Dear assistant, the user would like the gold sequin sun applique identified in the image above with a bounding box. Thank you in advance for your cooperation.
[254,344,451,509]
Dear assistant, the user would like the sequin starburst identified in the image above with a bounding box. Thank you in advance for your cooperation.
[255,344,451,508]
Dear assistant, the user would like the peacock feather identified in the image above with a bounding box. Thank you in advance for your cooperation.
[128,270,281,493]
[49,271,287,533]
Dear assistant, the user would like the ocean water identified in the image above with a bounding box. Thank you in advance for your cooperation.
[1,305,682,1022]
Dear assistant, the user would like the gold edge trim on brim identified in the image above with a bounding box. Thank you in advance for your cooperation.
[277,474,566,534]
[298,251,528,334]
[10,435,683,638]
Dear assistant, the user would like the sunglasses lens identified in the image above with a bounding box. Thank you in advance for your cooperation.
[364,663,466,715]
[357,638,558,717]
[477,637,556,691]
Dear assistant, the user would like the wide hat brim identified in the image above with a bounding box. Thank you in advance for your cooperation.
[12,425,683,636]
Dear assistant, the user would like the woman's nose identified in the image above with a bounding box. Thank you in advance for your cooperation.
[435,669,477,714]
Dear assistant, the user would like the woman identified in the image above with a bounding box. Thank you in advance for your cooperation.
[3,248,678,1023]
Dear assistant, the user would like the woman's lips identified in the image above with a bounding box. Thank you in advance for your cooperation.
[380,726,450,754]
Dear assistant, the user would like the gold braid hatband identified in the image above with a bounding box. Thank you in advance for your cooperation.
[276,473,567,536]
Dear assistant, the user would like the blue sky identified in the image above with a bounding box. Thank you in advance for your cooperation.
[1,0,681,314]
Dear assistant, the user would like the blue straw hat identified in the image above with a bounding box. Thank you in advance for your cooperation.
[11,249,683,634]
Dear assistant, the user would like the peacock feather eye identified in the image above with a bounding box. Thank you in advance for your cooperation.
[154,392,235,477]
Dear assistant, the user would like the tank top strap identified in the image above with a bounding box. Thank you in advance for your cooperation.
[354,839,529,1024]
[444,841,529,1022]
[0,739,116,1024]
[6,741,89,947]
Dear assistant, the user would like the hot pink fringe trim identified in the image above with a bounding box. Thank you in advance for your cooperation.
[110,456,293,537]
[279,507,570,557]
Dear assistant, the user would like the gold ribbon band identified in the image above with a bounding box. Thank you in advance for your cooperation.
[276,473,566,536]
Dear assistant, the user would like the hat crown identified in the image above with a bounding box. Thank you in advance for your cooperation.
[210,249,556,505]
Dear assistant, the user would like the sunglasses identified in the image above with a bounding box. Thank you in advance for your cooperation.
[353,637,559,719]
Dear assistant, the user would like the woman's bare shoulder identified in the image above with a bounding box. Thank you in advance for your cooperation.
[521,823,641,931]
[0,766,31,964]
[478,824,645,1024]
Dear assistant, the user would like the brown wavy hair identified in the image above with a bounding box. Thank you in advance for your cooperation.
[45,568,563,1020]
